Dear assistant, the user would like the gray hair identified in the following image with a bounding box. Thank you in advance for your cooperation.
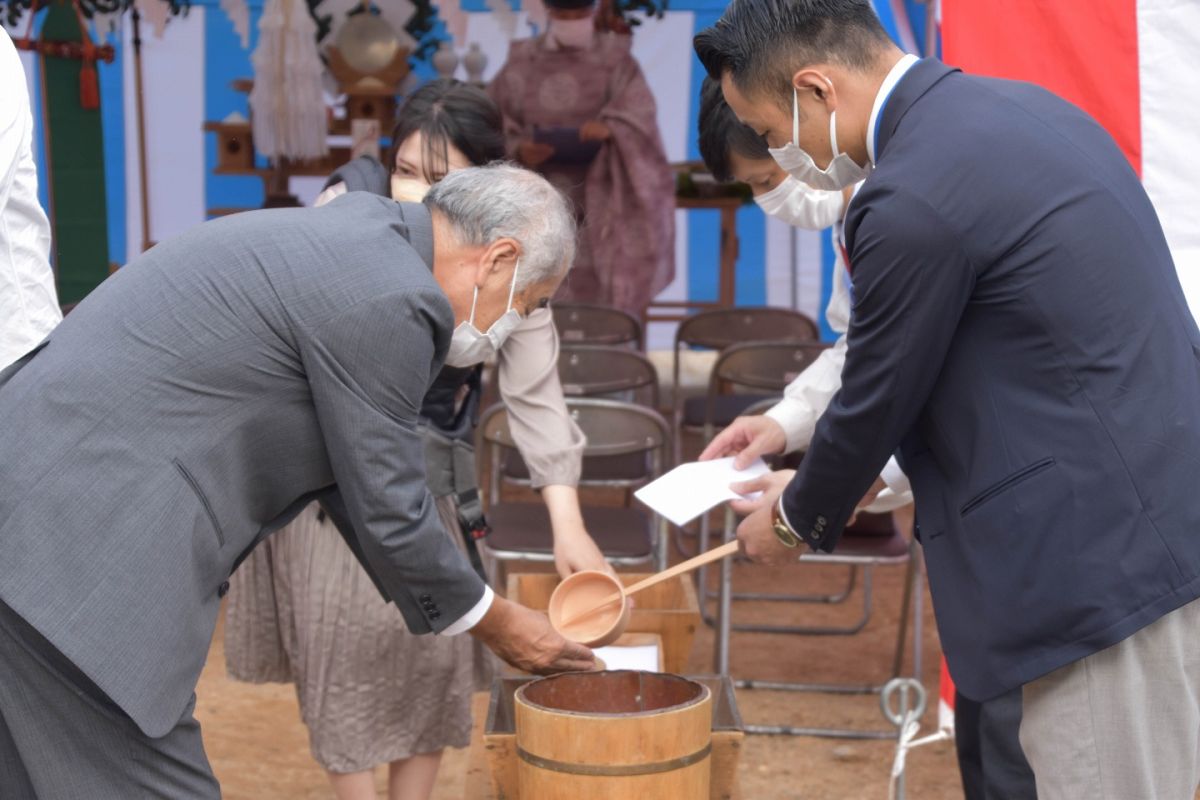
[423,162,576,290]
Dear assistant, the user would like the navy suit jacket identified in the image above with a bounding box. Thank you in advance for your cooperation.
[782,59,1200,700]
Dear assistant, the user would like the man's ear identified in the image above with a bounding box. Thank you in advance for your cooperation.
[476,238,521,286]
[792,68,838,112]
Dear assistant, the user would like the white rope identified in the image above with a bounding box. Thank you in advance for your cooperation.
[888,709,954,800]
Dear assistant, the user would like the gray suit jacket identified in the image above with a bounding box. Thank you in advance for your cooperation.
[0,193,486,737]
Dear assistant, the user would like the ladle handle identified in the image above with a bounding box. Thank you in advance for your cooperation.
[558,541,740,628]
[622,540,740,598]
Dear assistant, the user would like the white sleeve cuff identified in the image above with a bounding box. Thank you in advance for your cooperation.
[439,584,494,635]
[764,399,818,457]
[879,457,911,495]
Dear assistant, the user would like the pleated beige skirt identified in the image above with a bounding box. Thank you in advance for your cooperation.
[224,500,491,774]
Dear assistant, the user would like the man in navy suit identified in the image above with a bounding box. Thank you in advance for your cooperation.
[696,2,1200,797]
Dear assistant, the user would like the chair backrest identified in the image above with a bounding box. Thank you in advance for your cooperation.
[672,308,820,414]
[558,345,660,408]
[675,308,819,352]
[479,398,671,498]
[553,303,643,348]
[710,340,830,395]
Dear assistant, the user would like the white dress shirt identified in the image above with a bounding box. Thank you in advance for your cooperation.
[764,55,922,510]
[1,32,59,370]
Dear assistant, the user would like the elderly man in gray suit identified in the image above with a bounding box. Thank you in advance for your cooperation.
[0,163,594,798]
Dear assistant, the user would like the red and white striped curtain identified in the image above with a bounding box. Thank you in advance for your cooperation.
[942,0,1200,319]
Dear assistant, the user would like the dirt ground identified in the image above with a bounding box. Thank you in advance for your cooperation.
[196,499,972,800]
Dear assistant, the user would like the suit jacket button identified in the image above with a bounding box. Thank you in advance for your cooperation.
[419,594,433,603]
[429,611,441,620]
[218,581,230,598]
[816,515,827,526]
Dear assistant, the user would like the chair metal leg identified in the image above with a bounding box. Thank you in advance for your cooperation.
[698,566,858,635]
[715,505,734,675]
[910,543,924,683]
[705,565,874,635]
[889,549,917,678]
[655,517,669,572]
[711,566,857,603]
[695,507,714,611]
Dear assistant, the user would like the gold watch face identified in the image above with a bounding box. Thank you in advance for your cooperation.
[772,514,800,548]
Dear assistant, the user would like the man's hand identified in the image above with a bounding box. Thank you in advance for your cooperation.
[517,141,555,168]
[470,595,596,674]
[729,469,801,565]
[699,415,788,469]
[579,120,613,142]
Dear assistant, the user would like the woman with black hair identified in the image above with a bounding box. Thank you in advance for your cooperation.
[224,79,611,800]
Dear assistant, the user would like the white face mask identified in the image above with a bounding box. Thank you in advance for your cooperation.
[754,175,846,230]
[444,259,524,368]
[549,16,595,50]
[390,176,431,203]
[768,84,871,191]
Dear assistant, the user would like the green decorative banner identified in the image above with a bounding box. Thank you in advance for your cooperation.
[40,0,110,304]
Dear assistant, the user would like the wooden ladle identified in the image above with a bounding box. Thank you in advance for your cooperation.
[553,541,740,636]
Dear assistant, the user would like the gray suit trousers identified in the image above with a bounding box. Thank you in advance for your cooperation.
[0,601,220,799]
[1020,596,1200,800]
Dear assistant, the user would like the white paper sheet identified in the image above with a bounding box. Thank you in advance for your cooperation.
[594,643,661,672]
[634,457,771,527]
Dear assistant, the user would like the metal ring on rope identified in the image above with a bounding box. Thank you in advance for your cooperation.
[880,677,928,726]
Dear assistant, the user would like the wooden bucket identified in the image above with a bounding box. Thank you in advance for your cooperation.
[514,671,712,799]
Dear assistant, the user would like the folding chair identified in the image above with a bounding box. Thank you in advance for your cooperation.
[477,398,671,587]
[557,344,659,408]
[671,308,819,465]
[552,303,643,349]
[689,340,829,456]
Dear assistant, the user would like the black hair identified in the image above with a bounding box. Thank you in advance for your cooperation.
[386,78,507,187]
[697,76,771,182]
[693,0,890,107]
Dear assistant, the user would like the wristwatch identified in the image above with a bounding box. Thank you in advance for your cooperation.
[771,498,801,548]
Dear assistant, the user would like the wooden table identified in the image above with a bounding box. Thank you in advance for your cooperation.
[649,195,747,324]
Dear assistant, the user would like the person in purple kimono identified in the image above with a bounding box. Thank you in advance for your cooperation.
[488,0,676,321]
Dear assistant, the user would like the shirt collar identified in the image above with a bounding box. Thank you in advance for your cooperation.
[866,53,919,166]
